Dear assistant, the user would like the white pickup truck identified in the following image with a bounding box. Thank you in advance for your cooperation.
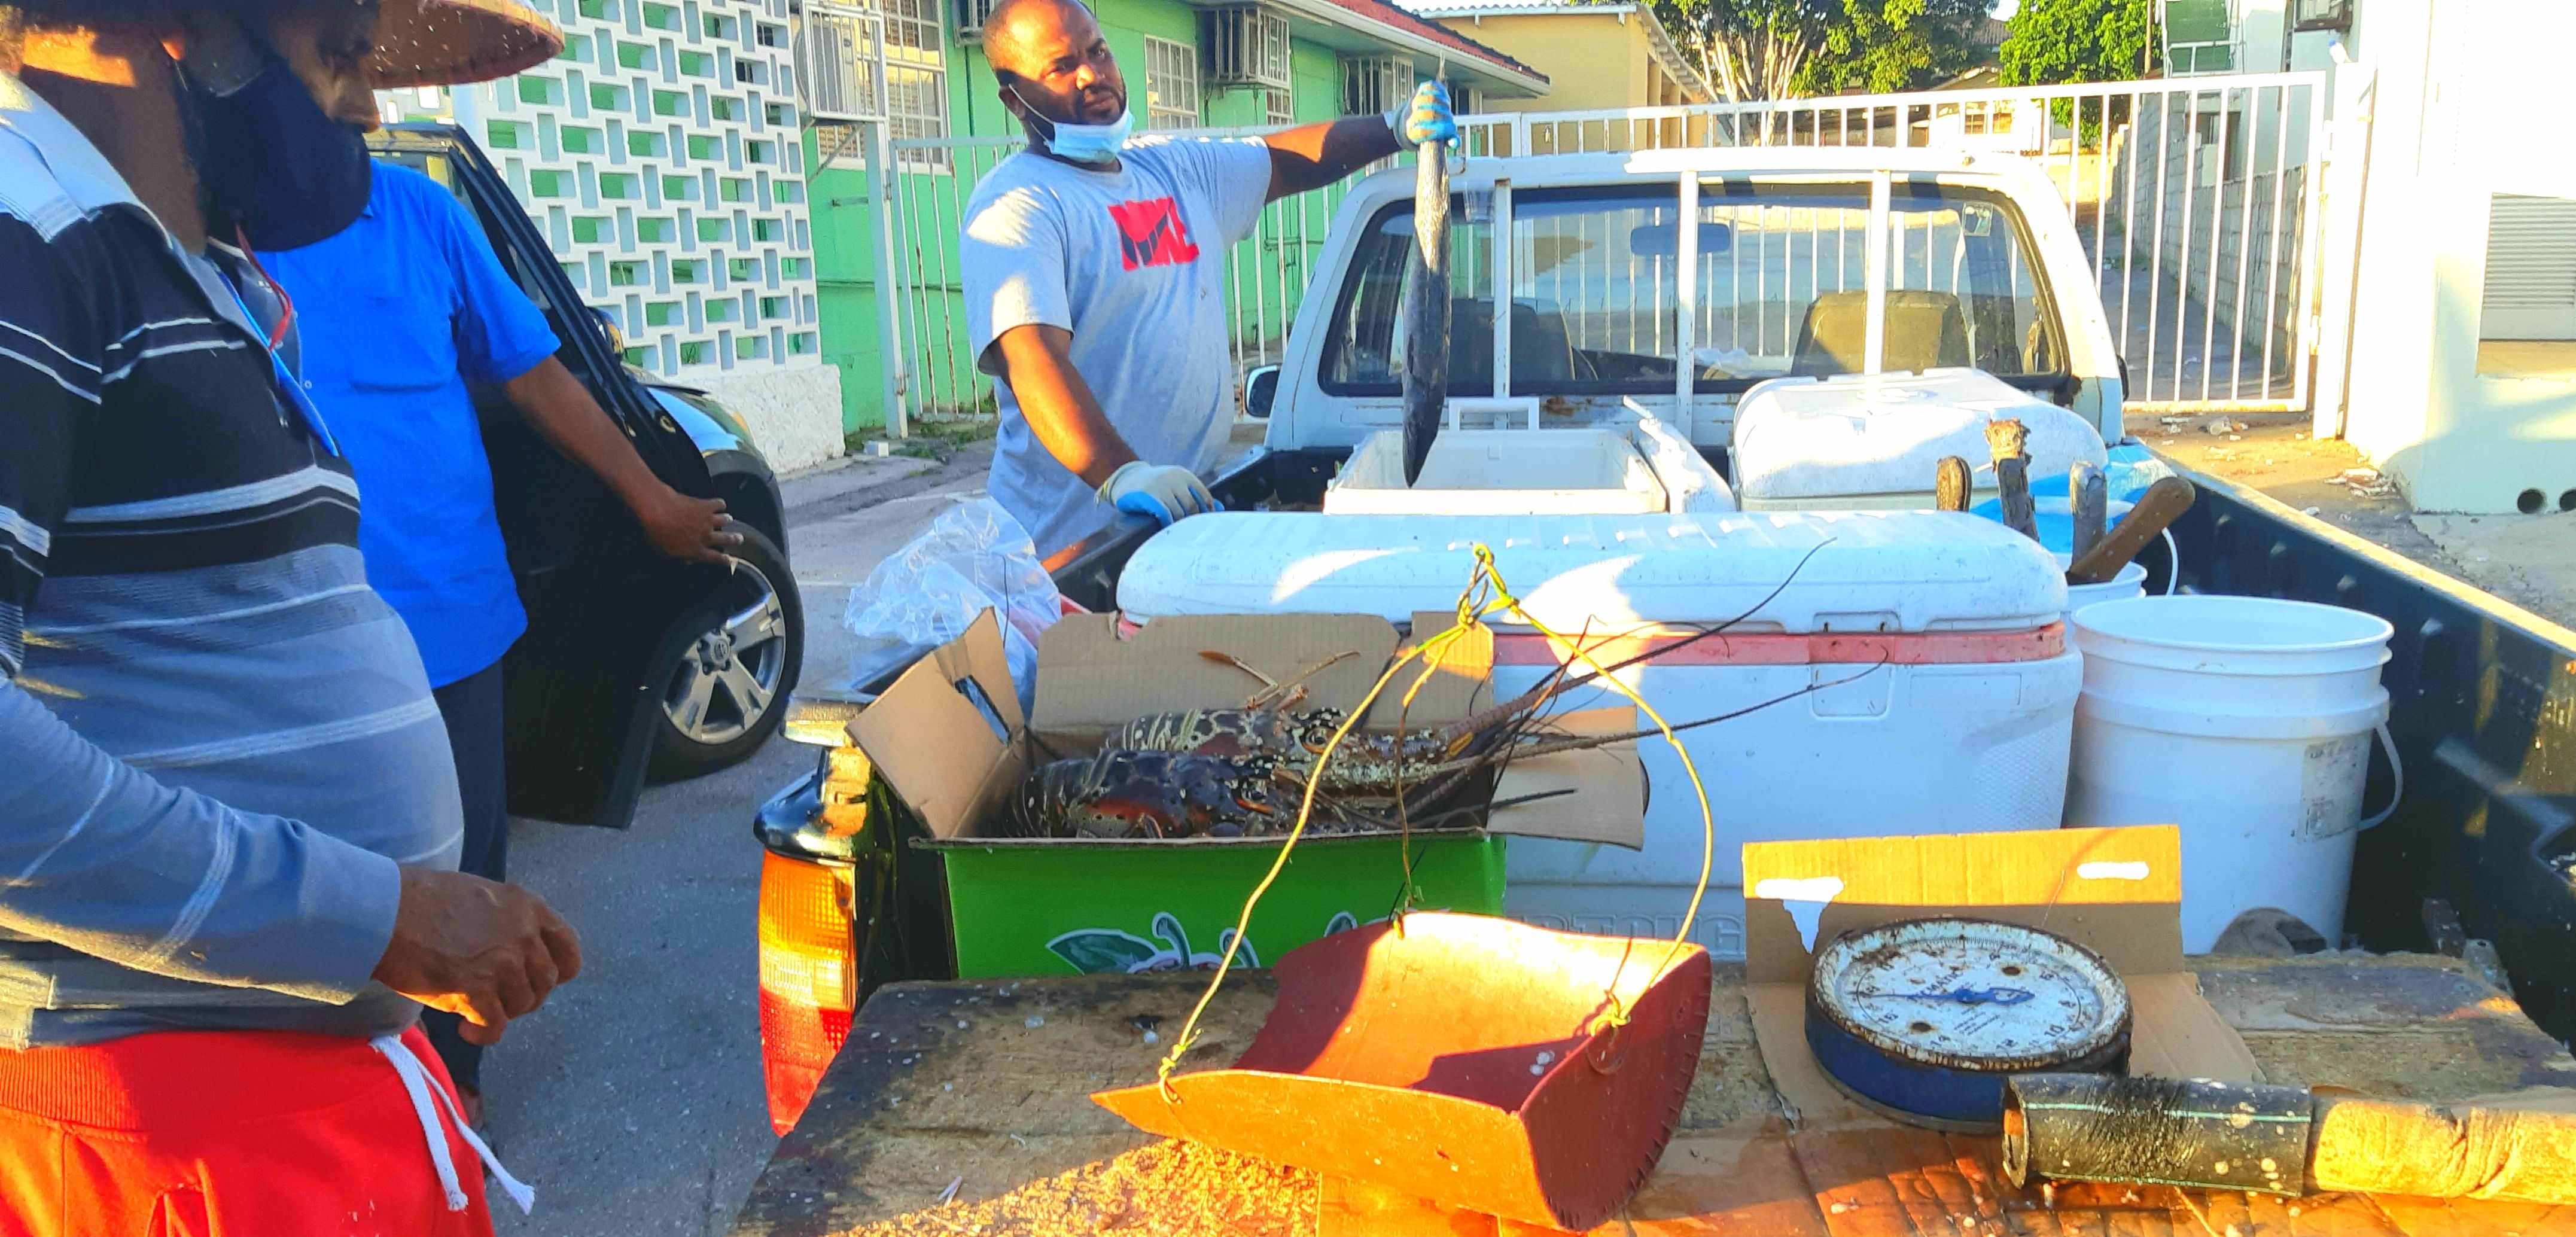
[1093,144,2122,955]
[752,142,2576,1133]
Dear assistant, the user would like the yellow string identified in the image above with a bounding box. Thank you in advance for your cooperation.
[1154,618,1481,1098]
[1150,544,1722,1092]
[1456,546,1719,1035]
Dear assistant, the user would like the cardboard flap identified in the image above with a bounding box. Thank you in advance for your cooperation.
[1356,612,1494,728]
[847,610,1023,840]
[1030,614,1406,747]
[1741,825,2188,983]
[1488,706,1643,848]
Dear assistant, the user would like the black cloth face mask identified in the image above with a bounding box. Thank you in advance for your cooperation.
[185,51,373,251]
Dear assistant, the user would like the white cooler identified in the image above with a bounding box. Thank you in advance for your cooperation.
[1116,510,2080,959]
[1731,368,2107,510]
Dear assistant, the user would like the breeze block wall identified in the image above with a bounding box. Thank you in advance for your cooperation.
[425,0,846,468]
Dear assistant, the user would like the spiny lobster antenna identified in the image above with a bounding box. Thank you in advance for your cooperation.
[1426,538,1834,745]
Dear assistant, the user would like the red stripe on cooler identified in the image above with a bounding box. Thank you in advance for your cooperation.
[1491,624,2065,668]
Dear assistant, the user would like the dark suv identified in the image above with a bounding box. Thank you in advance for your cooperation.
[368,124,804,826]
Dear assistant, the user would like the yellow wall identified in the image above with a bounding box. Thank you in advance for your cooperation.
[1429,12,1685,113]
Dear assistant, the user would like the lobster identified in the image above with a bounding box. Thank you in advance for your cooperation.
[1098,707,1459,794]
[999,749,1304,839]
[1009,543,1858,840]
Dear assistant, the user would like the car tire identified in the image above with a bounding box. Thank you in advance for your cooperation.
[650,525,803,779]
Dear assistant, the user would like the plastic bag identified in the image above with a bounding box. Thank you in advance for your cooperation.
[842,498,1061,713]
[2101,441,2181,505]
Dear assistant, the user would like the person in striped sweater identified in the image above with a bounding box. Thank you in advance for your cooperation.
[0,1,579,1230]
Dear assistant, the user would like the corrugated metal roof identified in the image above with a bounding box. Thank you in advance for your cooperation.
[1316,0,1549,83]
[1397,0,1628,13]
[1391,0,1715,103]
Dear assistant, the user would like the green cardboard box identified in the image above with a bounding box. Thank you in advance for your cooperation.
[848,610,1641,980]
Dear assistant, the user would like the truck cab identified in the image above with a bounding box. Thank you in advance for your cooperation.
[1260,147,2120,456]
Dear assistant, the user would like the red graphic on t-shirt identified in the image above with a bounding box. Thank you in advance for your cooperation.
[1106,197,1201,270]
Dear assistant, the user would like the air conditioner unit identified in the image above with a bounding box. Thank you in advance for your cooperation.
[1205,6,1292,89]
[1339,53,1406,118]
[957,0,1003,38]
[2289,0,2352,31]
[796,1,887,121]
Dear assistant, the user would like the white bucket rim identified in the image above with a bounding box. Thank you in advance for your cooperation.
[2070,595,2395,656]
[2065,561,2151,595]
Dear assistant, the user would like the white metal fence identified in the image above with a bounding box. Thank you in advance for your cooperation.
[861,71,2334,430]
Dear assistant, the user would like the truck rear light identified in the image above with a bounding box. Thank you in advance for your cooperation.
[757,849,857,1134]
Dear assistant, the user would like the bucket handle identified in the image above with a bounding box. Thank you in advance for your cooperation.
[2357,723,2404,832]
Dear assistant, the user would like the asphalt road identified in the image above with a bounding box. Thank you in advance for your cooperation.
[483,448,990,1236]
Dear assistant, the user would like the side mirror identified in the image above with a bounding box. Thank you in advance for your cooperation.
[1243,364,1281,419]
[592,306,626,356]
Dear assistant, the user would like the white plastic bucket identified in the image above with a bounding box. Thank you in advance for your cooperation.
[2063,596,2398,952]
[2060,560,2148,623]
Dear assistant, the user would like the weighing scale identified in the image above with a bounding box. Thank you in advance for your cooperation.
[1804,918,2132,1132]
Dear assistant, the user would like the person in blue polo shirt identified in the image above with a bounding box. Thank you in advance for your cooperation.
[249,0,736,1122]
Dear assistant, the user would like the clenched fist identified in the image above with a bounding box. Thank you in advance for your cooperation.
[373,868,583,1046]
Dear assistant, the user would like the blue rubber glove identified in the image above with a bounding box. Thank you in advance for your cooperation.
[1387,80,1456,148]
[1099,461,1217,527]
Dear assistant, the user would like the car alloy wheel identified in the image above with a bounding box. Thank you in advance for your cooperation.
[653,523,803,778]
[666,565,788,745]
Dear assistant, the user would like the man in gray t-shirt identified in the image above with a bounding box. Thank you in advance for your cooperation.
[961,0,1454,562]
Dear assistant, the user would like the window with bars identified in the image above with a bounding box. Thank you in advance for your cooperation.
[1262,87,1294,128]
[1143,36,1199,129]
[1339,54,1405,118]
[1205,7,1291,87]
[870,0,951,167]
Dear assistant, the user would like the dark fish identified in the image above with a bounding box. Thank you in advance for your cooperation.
[1402,136,1449,486]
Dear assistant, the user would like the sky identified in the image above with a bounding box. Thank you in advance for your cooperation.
[1992,0,2019,16]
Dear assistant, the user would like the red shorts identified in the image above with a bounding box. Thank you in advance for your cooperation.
[0,1024,494,1237]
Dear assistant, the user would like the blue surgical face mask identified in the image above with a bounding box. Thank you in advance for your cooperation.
[184,51,374,251]
[1009,85,1131,166]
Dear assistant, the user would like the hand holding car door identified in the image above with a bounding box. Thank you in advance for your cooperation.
[251,0,746,1112]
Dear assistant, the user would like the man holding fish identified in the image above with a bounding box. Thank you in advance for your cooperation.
[959,0,1457,565]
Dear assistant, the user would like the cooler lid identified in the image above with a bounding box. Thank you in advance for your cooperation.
[1117,510,2066,633]
[1732,369,2106,501]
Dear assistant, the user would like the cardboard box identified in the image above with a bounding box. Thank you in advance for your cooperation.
[1315,825,2268,1235]
[847,609,1643,977]
[1740,822,2261,1128]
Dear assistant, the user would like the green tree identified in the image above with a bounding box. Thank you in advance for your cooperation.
[1649,0,1839,102]
[1650,0,1996,100]
[1794,0,1995,95]
[1996,0,2158,86]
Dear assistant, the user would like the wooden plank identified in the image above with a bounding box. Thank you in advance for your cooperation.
[732,957,2576,1236]
[2070,462,2107,562]
[730,972,1280,1236]
[1935,456,1973,513]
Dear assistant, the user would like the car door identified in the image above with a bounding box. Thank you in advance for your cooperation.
[373,127,729,827]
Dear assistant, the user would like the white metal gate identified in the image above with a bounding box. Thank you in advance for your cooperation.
[861,71,2334,432]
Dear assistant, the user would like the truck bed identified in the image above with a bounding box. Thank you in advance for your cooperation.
[1053,447,2576,1044]
[729,956,2576,1235]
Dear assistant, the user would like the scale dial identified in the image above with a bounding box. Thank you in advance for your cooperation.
[1813,919,2129,1070]
[1805,919,2131,1131]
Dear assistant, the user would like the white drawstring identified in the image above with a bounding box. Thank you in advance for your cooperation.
[371,1034,537,1215]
